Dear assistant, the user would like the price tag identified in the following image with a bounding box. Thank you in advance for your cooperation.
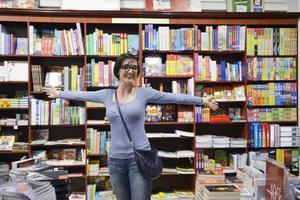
[14,125,18,130]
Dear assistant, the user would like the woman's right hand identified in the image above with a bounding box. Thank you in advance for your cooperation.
[42,86,60,98]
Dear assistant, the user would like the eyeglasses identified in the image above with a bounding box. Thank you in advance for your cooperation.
[121,64,138,72]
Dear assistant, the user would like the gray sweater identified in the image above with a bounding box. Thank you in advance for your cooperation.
[59,87,203,159]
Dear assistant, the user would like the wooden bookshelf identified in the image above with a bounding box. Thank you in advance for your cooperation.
[0,9,298,196]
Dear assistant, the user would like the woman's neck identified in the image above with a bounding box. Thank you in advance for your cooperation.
[117,83,135,97]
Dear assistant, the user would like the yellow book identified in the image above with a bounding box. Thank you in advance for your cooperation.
[94,62,99,86]
[71,65,78,91]
[276,149,284,165]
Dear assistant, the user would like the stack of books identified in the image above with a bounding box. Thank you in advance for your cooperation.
[0,180,56,200]
[196,184,241,200]
[0,163,9,185]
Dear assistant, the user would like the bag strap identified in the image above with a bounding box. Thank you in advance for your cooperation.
[114,90,132,142]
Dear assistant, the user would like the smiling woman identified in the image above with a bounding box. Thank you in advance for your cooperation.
[42,53,218,200]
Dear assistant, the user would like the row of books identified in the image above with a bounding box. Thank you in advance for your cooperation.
[151,190,195,200]
[143,54,194,76]
[145,105,194,123]
[0,97,28,108]
[85,59,118,87]
[200,25,246,51]
[87,128,108,155]
[32,64,84,92]
[0,24,27,55]
[170,79,194,95]
[158,150,194,158]
[247,57,296,81]
[0,61,28,82]
[247,107,297,122]
[248,124,300,148]
[194,55,244,81]
[29,23,84,55]
[195,135,247,148]
[30,98,85,125]
[87,185,115,200]
[195,107,244,123]
[247,83,297,106]
[86,31,139,55]
[196,85,246,101]
[143,24,195,51]
[246,27,297,56]
[0,116,28,126]
[32,148,85,161]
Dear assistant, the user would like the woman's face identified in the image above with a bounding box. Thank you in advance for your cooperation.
[118,58,138,85]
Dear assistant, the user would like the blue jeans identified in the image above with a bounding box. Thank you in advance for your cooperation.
[108,157,152,200]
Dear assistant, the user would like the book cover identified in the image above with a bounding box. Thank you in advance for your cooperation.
[0,135,15,151]
[204,184,240,195]
[63,148,76,160]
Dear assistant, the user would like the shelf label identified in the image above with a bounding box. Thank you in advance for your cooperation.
[112,18,169,24]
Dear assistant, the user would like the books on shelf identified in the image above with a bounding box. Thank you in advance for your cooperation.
[0,135,15,150]
[158,150,194,158]
[87,128,108,155]
[247,107,297,122]
[29,22,84,55]
[0,61,28,82]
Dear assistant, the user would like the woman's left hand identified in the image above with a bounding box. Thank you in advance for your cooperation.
[202,96,219,111]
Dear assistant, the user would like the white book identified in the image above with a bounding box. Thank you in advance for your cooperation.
[175,130,194,137]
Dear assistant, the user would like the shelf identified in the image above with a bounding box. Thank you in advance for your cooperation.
[86,107,105,110]
[0,54,28,58]
[0,125,28,127]
[247,55,297,58]
[0,107,28,110]
[144,75,193,79]
[30,124,85,128]
[248,105,297,108]
[215,100,246,103]
[87,153,107,157]
[248,121,298,124]
[248,146,300,150]
[247,80,297,84]
[195,147,247,149]
[0,81,28,84]
[143,50,194,54]
[46,164,86,167]
[86,86,117,90]
[195,81,244,84]
[88,174,110,177]
[196,50,245,54]
[0,150,29,154]
[161,173,195,176]
[30,55,84,58]
[197,122,246,125]
[31,144,85,148]
[86,55,119,59]
[87,123,110,127]
[145,122,194,125]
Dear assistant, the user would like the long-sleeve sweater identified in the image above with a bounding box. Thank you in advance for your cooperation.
[59,87,203,159]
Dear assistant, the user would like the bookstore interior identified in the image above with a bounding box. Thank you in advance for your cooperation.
[1,0,300,199]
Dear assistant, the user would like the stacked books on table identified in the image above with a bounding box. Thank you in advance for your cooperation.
[0,162,9,185]
[196,135,247,148]
[196,184,241,200]
[0,180,56,200]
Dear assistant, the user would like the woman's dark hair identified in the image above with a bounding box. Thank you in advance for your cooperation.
[113,53,139,80]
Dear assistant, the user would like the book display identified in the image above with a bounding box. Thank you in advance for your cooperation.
[0,8,298,199]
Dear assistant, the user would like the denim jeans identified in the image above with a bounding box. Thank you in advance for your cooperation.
[108,157,152,200]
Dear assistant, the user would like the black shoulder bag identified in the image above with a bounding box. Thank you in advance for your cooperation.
[115,90,163,179]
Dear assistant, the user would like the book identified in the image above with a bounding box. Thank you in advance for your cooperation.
[63,149,76,160]
[0,135,15,151]
[203,184,241,197]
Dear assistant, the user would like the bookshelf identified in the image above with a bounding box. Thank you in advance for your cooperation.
[0,9,298,197]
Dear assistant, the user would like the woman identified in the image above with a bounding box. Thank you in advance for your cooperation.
[43,53,218,200]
